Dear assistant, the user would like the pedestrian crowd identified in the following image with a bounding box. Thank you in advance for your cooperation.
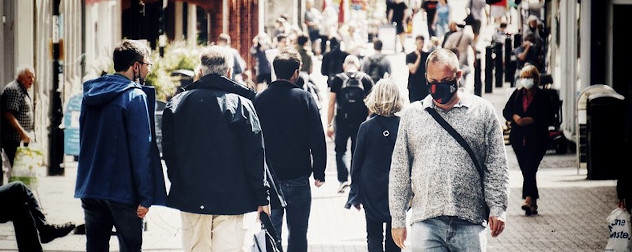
[3,1,628,252]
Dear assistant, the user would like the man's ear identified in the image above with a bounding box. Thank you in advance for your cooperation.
[226,67,233,79]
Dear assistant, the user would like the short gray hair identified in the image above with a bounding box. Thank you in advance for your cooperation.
[425,48,460,74]
[15,64,34,79]
[364,78,405,116]
[199,46,234,77]
[343,55,360,69]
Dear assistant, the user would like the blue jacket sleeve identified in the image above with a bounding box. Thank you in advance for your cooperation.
[125,91,154,208]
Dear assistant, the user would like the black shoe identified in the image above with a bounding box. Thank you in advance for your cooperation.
[40,222,76,243]
[521,203,532,216]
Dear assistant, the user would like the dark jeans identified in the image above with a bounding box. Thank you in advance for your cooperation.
[366,217,399,252]
[271,176,311,252]
[512,143,546,199]
[81,199,143,252]
[2,140,20,186]
[319,35,329,54]
[335,122,360,183]
[0,182,47,252]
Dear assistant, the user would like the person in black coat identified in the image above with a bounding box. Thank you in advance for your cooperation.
[503,65,553,216]
[161,46,269,251]
[254,49,327,252]
[346,78,405,252]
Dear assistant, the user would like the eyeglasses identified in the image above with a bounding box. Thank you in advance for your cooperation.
[139,61,153,67]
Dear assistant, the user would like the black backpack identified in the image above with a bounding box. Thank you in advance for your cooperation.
[336,72,368,124]
[366,57,384,82]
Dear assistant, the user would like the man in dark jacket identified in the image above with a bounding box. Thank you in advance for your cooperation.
[161,46,269,251]
[321,37,349,87]
[75,40,167,252]
[254,49,327,252]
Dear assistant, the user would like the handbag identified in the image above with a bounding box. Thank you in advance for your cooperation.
[502,120,512,146]
[425,107,490,219]
[9,142,44,190]
[252,212,281,252]
[605,207,632,251]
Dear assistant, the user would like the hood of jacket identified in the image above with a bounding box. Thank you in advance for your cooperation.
[83,74,140,106]
[185,74,256,100]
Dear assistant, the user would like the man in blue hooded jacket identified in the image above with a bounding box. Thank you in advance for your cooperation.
[75,40,166,252]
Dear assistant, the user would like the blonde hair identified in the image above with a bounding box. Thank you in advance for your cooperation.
[519,64,540,86]
[364,79,405,116]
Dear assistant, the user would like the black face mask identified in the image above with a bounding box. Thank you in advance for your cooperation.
[427,79,458,104]
[529,25,536,32]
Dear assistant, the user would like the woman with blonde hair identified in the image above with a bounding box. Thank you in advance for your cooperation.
[345,78,405,252]
[503,64,553,216]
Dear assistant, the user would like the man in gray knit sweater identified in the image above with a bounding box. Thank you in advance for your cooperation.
[389,49,509,251]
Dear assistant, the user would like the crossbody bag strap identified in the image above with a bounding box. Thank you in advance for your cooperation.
[424,107,486,180]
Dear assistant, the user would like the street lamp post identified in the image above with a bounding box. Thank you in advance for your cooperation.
[50,0,64,176]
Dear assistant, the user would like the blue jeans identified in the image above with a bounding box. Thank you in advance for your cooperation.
[411,216,486,252]
[81,199,143,252]
[271,176,311,252]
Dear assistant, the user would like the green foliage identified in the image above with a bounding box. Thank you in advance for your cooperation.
[144,42,203,101]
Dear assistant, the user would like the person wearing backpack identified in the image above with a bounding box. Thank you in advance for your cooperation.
[361,40,392,84]
[327,55,375,193]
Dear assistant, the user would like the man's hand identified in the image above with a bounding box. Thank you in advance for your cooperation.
[137,205,149,219]
[392,228,407,249]
[512,114,522,126]
[326,126,335,139]
[19,132,31,143]
[619,199,626,209]
[257,205,271,222]
[488,216,505,237]
[315,180,325,187]
[520,117,534,125]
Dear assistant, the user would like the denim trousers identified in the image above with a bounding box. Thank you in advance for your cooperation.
[81,199,143,252]
[334,122,360,183]
[0,182,47,251]
[271,176,311,252]
[410,216,486,252]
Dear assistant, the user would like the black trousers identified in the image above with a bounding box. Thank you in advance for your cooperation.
[0,182,47,252]
[366,217,399,252]
[512,141,546,199]
[335,121,360,183]
[2,140,20,185]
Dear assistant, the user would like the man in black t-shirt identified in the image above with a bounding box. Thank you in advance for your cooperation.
[326,55,374,193]
[422,0,439,37]
[406,35,430,103]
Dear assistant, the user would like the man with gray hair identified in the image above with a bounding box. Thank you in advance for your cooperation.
[161,46,269,251]
[327,55,374,193]
[1,65,35,183]
[389,49,509,250]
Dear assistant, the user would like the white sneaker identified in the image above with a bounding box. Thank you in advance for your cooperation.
[338,181,350,193]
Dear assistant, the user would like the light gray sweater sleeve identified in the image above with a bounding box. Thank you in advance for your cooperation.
[483,104,510,220]
[389,110,413,229]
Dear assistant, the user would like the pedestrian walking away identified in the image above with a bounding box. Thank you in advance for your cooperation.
[389,49,509,251]
[1,65,35,181]
[75,39,167,252]
[254,48,327,252]
[407,35,430,103]
[361,39,392,84]
[503,65,554,216]
[0,181,75,251]
[345,78,405,252]
[327,55,375,193]
[161,46,270,251]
